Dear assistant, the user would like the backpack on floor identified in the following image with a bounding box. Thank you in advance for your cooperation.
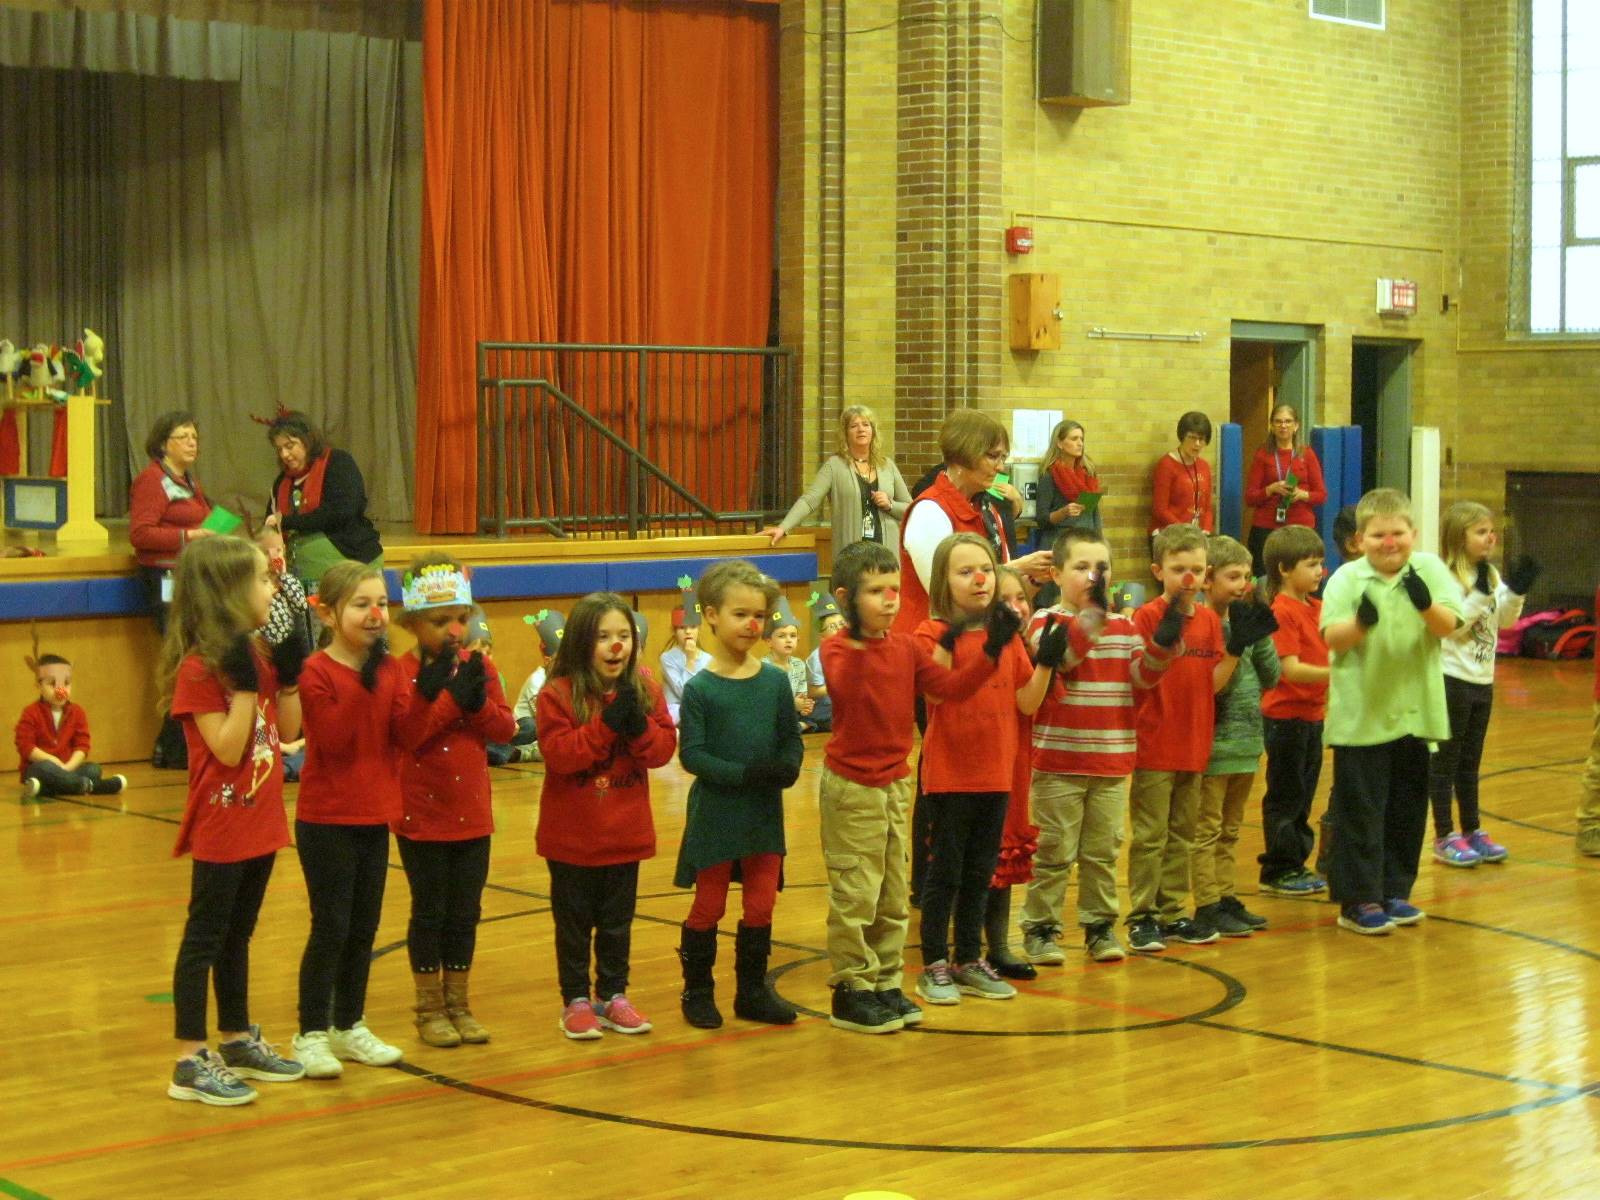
[1520,609,1595,660]
[1499,608,1565,657]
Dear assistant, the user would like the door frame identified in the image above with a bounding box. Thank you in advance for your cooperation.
[1352,337,1415,493]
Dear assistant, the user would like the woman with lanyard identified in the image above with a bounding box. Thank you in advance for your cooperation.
[1149,410,1215,538]
[763,405,913,557]
[1031,418,1102,552]
[260,410,384,594]
[1244,404,1326,575]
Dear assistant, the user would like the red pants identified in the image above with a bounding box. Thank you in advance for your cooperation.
[685,853,781,930]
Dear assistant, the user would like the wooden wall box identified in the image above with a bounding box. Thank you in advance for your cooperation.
[1010,273,1061,351]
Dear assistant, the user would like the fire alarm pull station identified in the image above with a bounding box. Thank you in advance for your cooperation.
[1006,225,1034,255]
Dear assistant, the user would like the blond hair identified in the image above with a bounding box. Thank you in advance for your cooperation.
[157,536,267,712]
[1354,487,1414,534]
[939,409,1007,470]
[1441,500,1498,589]
[835,405,885,470]
[1207,534,1252,574]
[697,559,779,612]
[928,532,998,622]
[1039,419,1097,476]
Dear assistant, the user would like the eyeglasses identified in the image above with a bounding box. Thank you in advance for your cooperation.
[983,449,1008,465]
[168,432,198,443]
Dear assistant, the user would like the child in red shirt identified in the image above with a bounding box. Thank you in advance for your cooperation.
[537,592,676,1040]
[15,653,125,799]
[163,536,308,1106]
[1258,526,1332,895]
[914,534,1047,1007]
[392,554,516,1048]
[291,561,427,1079]
[984,566,1041,979]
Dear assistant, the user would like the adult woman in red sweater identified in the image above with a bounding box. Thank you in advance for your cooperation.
[392,554,516,1047]
[536,593,677,1041]
[1149,411,1215,536]
[130,411,215,769]
[1244,405,1327,576]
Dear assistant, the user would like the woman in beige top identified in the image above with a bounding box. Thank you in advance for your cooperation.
[763,405,913,557]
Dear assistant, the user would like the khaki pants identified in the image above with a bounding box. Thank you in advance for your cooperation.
[1193,772,1255,908]
[819,767,912,991]
[1579,702,1600,830]
[1127,769,1203,923]
[1020,772,1128,930]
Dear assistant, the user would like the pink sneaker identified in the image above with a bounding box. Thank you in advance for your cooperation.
[560,998,602,1040]
[597,994,652,1034]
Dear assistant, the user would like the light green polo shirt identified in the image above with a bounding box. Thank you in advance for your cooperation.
[1321,550,1463,747]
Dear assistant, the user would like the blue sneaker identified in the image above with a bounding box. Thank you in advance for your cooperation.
[1384,898,1425,926]
[168,1048,257,1106]
[1337,903,1394,936]
[218,1025,304,1082]
[1465,829,1508,863]
[1261,871,1322,896]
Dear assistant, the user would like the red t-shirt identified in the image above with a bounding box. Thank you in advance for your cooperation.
[534,675,677,866]
[394,650,518,842]
[914,622,1033,794]
[1262,593,1329,722]
[14,700,91,780]
[297,651,422,826]
[1132,596,1223,772]
[170,651,289,863]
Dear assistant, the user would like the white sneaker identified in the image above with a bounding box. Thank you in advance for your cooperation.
[20,777,41,800]
[291,1030,344,1078]
[329,1019,403,1066]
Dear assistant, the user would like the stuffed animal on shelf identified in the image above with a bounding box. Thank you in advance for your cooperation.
[25,345,51,392]
[78,328,105,378]
[62,349,96,393]
[0,339,19,381]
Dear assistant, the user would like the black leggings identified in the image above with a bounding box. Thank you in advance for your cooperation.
[296,821,390,1033]
[172,852,276,1042]
[547,860,639,1004]
[919,791,1009,965]
[396,835,491,973]
[1430,676,1495,838]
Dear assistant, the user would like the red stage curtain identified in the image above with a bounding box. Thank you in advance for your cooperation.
[416,0,776,534]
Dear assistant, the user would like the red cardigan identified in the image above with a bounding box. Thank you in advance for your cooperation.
[534,675,677,867]
[394,651,518,842]
[1244,445,1327,531]
[14,700,91,779]
[128,460,212,570]
[1149,454,1213,533]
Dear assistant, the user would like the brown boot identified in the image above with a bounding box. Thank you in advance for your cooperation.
[444,969,489,1043]
[413,971,461,1047]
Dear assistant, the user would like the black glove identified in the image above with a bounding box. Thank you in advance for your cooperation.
[269,628,308,688]
[1356,593,1380,629]
[600,682,642,736]
[1152,600,1187,649]
[414,649,455,701]
[742,759,800,790]
[1225,601,1280,658]
[1401,565,1432,612]
[359,636,389,692]
[982,603,1023,660]
[1034,614,1070,669]
[936,619,967,653]
[1504,555,1541,597]
[220,634,259,693]
[1087,570,1110,613]
[1473,560,1494,596]
[446,651,487,714]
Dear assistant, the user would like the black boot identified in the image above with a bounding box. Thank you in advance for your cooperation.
[984,887,1037,980]
[678,924,722,1029]
[731,923,796,1025]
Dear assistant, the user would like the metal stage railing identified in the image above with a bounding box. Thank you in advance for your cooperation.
[476,342,798,539]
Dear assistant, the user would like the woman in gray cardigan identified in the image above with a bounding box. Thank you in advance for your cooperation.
[763,405,913,557]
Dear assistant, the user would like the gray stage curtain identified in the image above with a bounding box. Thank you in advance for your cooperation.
[0,16,419,522]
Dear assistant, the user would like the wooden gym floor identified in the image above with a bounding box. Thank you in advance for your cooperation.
[3,656,1598,1200]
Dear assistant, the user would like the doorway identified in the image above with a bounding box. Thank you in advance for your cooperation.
[1350,339,1414,494]
[1229,322,1318,535]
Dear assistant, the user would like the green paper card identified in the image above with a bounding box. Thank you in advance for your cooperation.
[986,472,1010,500]
[201,506,242,535]
[1076,492,1101,514]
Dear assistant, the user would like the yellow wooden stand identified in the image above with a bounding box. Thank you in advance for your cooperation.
[1,379,111,551]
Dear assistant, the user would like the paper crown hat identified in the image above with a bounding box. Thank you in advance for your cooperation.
[631,609,649,647]
[465,609,492,646]
[401,562,472,611]
[523,608,566,656]
[806,583,841,628]
[671,575,702,629]
[764,596,801,637]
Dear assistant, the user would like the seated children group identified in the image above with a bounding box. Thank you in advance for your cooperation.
[51,481,1551,1104]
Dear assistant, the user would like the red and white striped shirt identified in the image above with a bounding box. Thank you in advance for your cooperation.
[1026,606,1175,778]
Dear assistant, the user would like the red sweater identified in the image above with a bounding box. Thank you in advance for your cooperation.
[1262,593,1329,721]
[894,472,1004,636]
[1245,445,1327,531]
[534,675,677,866]
[297,651,427,826]
[128,460,212,570]
[821,629,996,788]
[1149,454,1214,533]
[170,650,289,863]
[14,700,91,779]
[394,651,518,842]
[914,622,1033,794]
[1132,596,1223,772]
[1026,607,1175,778]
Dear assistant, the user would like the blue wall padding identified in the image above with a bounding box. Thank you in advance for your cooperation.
[1341,425,1363,509]
[1219,422,1243,540]
[6,552,823,620]
[1311,426,1343,569]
